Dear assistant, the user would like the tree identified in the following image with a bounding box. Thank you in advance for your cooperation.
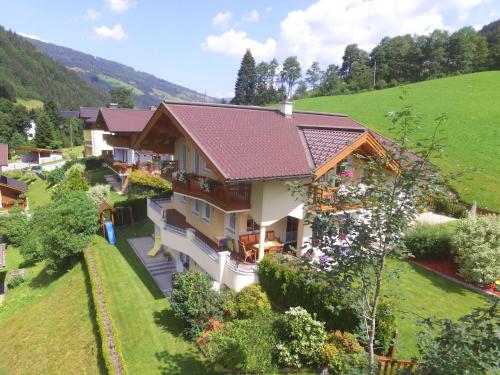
[305,61,323,90]
[293,80,308,99]
[280,56,302,99]
[0,78,16,101]
[417,302,499,375]
[447,27,488,73]
[489,37,500,69]
[317,64,344,96]
[34,111,57,149]
[417,30,450,79]
[288,93,445,372]
[340,44,369,79]
[254,61,274,105]
[231,49,256,105]
[109,86,134,108]
[20,191,99,268]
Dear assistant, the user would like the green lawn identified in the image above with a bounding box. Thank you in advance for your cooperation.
[0,248,104,375]
[88,167,128,205]
[384,258,489,359]
[26,176,53,209]
[90,220,214,374]
[293,71,500,212]
[61,145,84,159]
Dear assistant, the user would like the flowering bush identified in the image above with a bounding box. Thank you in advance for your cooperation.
[275,306,326,368]
[87,184,111,205]
[113,161,129,174]
[201,178,220,193]
[453,215,500,285]
[129,170,172,192]
[322,331,367,374]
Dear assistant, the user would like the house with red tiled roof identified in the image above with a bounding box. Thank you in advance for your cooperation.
[112,101,395,290]
[0,144,28,210]
[80,106,114,158]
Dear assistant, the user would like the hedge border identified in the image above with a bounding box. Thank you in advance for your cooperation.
[83,246,127,375]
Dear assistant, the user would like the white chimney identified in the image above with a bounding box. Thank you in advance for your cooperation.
[108,103,118,109]
[149,105,157,111]
[280,99,293,118]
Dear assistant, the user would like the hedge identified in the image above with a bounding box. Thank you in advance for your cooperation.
[83,247,128,375]
[258,257,358,332]
[404,223,455,260]
[85,156,104,170]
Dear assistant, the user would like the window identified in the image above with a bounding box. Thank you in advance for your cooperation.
[202,202,211,222]
[226,213,236,233]
[192,149,200,174]
[192,199,200,215]
[179,143,187,170]
[202,159,211,173]
[246,216,260,232]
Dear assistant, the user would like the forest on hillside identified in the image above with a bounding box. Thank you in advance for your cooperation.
[0,26,109,108]
[231,20,500,105]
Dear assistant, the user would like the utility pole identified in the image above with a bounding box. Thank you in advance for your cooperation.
[69,119,74,148]
[372,60,377,88]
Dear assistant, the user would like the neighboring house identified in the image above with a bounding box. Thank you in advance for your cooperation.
[16,146,63,164]
[80,106,113,158]
[25,119,36,141]
[105,100,395,291]
[0,145,28,209]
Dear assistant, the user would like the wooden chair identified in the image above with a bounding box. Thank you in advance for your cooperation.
[239,240,255,263]
[266,231,275,241]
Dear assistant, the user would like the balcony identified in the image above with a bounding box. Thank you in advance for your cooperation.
[313,185,363,212]
[172,174,251,212]
[147,199,258,290]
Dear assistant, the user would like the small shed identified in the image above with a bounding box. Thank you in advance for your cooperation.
[99,201,115,236]
[16,146,63,164]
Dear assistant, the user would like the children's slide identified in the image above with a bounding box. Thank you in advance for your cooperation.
[105,220,117,245]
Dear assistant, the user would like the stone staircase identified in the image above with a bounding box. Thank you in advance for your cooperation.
[145,260,176,296]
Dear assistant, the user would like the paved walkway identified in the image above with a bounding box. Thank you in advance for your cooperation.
[127,237,176,296]
[417,212,457,225]
[104,174,123,194]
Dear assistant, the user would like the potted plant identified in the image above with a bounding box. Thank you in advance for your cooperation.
[202,177,220,192]
[175,169,188,183]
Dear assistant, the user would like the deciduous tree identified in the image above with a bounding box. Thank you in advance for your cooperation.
[109,86,134,108]
[280,56,302,99]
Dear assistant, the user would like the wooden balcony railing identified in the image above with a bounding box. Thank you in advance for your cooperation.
[173,175,251,211]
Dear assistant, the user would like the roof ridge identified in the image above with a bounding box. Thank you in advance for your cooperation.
[162,100,349,118]
[298,124,366,132]
[100,107,154,112]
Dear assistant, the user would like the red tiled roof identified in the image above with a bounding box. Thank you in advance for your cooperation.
[301,127,366,168]
[0,144,7,167]
[163,102,371,182]
[98,108,154,133]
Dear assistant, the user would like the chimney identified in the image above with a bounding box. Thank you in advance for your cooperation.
[279,99,293,118]
[107,103,118,109]
[149,105,157,111]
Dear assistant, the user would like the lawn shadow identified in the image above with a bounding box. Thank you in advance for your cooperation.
[81,257,109,375]
[153,308,185,337]
[28,262,69,289]
[155,350,216,375]
[110,224,165,300]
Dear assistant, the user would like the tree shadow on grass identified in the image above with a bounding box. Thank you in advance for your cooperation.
[27,261,70,289]
[153,308,185,337]
[155,350,217,375]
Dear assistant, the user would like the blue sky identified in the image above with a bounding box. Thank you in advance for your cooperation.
[0,0,498,98]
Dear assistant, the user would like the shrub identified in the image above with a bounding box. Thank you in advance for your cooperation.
[259,256,358,331]
[234,285,271,318]
[222,289,238,319]
[0,207,29,246]
[129,170,172,195]
[322,331,368,374]
[87,184,111,205]
[453,215,500,285]
[20,191,99,268]
[205,311,280,374]
[7,274,25,289]
[170,271,225,340]
[375,301,397,355]
[275,306,326,369]
[84,156,103,170]
[59,164,88,192]
[3,169,37,185]
[404,223,455,260]
[63,158,84,171]
[431,195,468,219]
[46,167,65,186]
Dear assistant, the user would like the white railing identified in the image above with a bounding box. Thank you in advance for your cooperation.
[192,234,219,262]
[165,224,187,237]
[226,258,258,275]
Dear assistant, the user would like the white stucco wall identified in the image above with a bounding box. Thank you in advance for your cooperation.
[91,130,113,156]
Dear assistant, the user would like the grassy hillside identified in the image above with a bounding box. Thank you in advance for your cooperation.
[0,25,108,108]
[0,248,103,374]
[294,72,500,212]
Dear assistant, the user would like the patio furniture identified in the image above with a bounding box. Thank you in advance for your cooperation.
[251,240,284,255]
[239,240,256,263]
[266,230,275,241]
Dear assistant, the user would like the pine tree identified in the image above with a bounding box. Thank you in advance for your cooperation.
[231,49,256,105]
[34,111,56,149]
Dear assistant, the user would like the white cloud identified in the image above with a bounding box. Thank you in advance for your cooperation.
[85,9,101,21]
[201,29,276,60]
[241,9,260,23]
[279,0,488,68]
[212,11,233,29]
[104,0,136,12]
[265,6,272,13]
[93,24,128,41]
[17,32,47,42]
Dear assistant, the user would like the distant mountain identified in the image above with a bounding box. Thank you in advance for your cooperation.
[0,26,108,108]
[27,38,216,107]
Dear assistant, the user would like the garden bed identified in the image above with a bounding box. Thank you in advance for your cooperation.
[410,257,499,297]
